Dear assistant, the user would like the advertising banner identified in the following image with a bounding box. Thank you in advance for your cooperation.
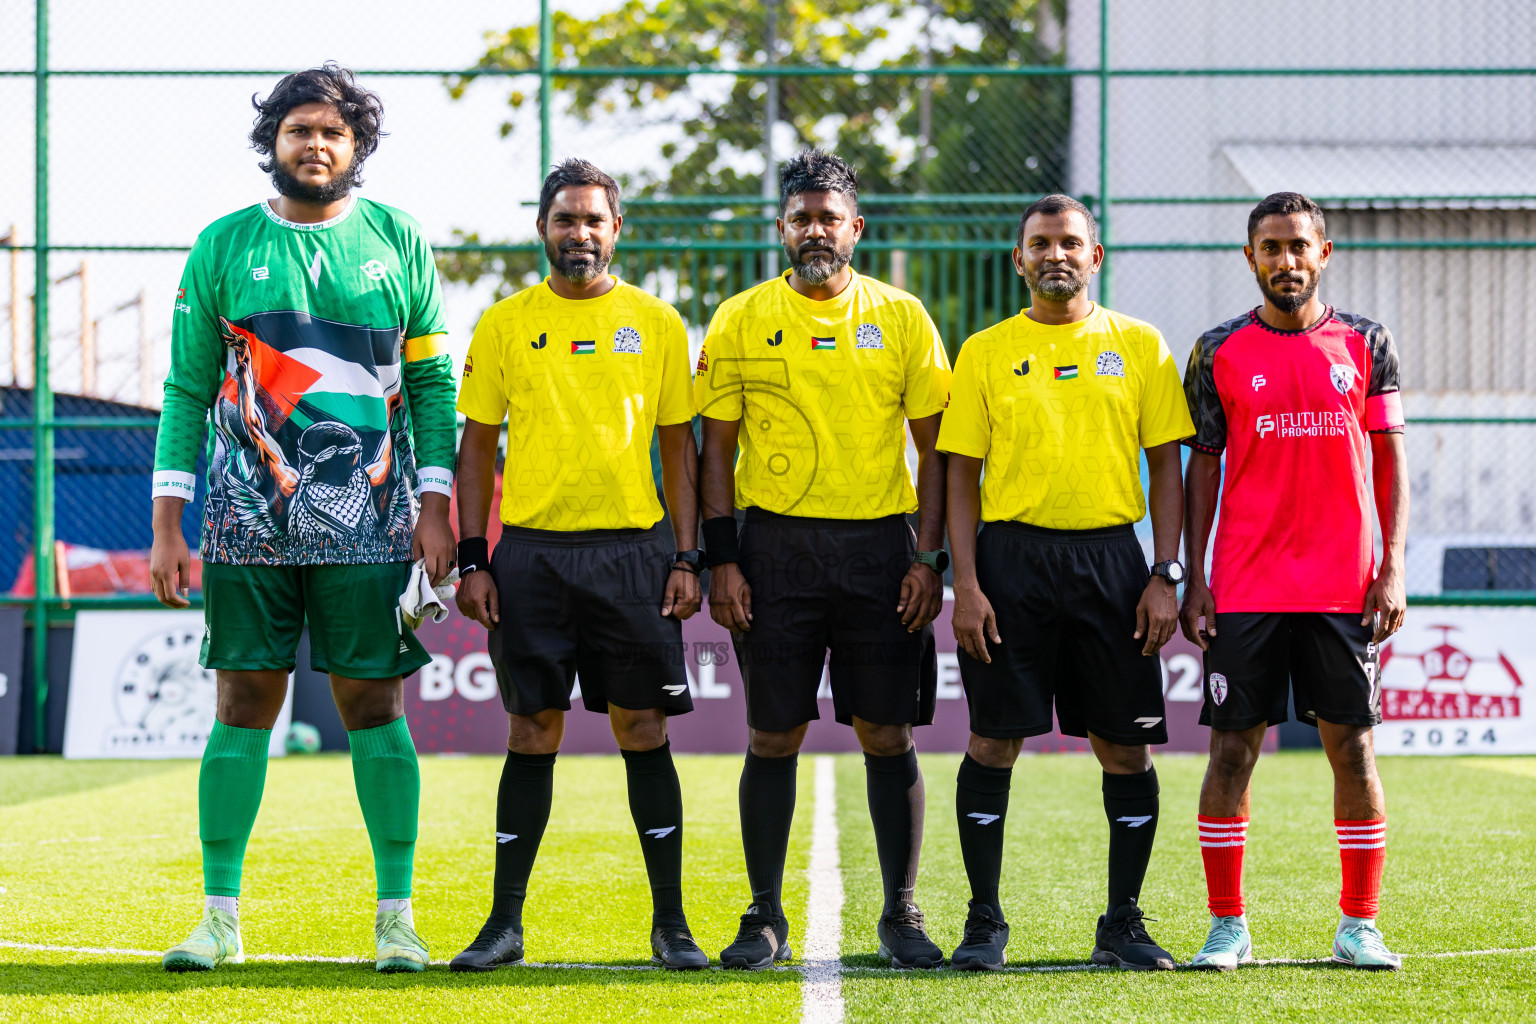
[406,593,1237,755]
[0,606,21,755]
[64,610,290,759]
[1373,607,1536,754]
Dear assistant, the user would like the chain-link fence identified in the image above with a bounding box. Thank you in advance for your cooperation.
[3,0,1534,737]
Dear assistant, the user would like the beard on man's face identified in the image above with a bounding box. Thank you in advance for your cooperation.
[271,153,360,205]
[546,236,615,284]
[1025,260,1088,302]
[786,237,854,285]
[1257,268,1319,315]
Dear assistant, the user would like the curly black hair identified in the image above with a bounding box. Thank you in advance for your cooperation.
[778,149,860,215]
[249,63,385,179]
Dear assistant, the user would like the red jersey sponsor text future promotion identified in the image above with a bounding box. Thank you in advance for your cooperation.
[1183,308,1405,613]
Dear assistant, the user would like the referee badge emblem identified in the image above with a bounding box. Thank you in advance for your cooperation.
[1095,351,1126,377]
[1210,672,1228,705]
[855,323,884,349]
[1330,363,1357,394]
[613,326,643,354]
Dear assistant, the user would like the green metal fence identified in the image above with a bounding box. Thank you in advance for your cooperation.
[4,0,1536,749]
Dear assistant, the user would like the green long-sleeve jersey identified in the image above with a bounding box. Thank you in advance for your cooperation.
[153,196,457,566]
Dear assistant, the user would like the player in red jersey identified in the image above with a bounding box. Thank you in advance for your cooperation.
[1180,193,1408,971]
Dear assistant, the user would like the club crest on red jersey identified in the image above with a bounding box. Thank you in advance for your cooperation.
[1330,363,1357,395]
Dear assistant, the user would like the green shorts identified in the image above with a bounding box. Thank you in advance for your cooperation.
[200,561,431,679]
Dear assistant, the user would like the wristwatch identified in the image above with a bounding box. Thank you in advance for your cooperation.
[671,549,703,575]
[914,550,950,574]
[1150,559,1186,585]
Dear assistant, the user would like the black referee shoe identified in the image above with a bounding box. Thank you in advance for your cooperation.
[651,924,709,970]
[951,901,1010,971]
[449,914,525,971]
[720,905,792,970]
[877,903,944,969]
[1091,900,1175,971]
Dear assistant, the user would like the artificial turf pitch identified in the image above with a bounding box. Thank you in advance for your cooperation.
[0,751,1531,1022]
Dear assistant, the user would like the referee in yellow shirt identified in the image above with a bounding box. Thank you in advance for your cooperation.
[449,160,707,971]
[938,195,1193,972]
[697,150,953,970]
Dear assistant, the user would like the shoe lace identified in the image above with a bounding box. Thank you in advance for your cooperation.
[884,905,930,941]
[465,917,518,951]
[1207,916,1245,947]
[1342,921,1391,955]
[734,910,780,944]
[1111,904,1158,945]
[961,912,1004,947]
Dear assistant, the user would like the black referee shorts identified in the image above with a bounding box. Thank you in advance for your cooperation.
[1200,612,1381,730]
[486,524,691,718]
[960,521,1167,745]
[732,508,937,732]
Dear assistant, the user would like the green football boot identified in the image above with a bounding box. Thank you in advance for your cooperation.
[1190,914,1255,971]
[162,906,244,972]
[376,908,429,973]
[1331,916,1402,971]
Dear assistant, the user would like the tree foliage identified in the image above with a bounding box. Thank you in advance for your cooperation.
[440,0,1069,297]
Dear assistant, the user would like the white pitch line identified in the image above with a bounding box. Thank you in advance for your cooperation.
[800,755,845,1024]
[2,938,1532,974]
[843,945,1536,974]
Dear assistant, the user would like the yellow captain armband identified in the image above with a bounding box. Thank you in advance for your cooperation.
[404,333,448,363]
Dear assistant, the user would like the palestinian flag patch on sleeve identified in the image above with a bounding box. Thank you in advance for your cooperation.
[811,336,837,351]
[571,339,597,355]
[1053,364,1078,380]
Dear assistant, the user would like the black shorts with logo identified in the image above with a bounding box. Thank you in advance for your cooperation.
[1200,612,1380,730]
[732,508,937,732]
[486,524,692,717]
[959,521,1168,745]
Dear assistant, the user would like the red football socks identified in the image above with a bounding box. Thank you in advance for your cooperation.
[1198,815,1248,916]
[1336,819,1387,919]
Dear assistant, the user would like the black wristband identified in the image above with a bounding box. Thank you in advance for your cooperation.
[457,536,490,576]
[701,516,741,567]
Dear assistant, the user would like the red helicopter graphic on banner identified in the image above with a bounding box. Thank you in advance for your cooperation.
[1379,625,1524,720]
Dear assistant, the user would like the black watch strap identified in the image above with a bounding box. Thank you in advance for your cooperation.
[671,549,702,575]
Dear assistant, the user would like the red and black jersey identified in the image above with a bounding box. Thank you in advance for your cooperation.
[1183,307,1405,613]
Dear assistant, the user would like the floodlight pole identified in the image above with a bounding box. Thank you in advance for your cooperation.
[32,0,54,752]
[1097,0,1112,307]
[538,0,552,277]
[762,0,780,279]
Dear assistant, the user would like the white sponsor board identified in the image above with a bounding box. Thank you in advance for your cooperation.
[64,611,290,759]
[1374,608,1536,754]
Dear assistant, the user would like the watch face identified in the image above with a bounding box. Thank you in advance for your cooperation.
[1164,561,1185,583]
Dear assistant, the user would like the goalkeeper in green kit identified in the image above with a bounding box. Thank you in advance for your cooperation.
[148,64,456,973]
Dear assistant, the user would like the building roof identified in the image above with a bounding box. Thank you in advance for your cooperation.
[1220,143,1536,208]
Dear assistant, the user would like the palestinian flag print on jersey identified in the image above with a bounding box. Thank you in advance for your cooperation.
[205,310,416,565]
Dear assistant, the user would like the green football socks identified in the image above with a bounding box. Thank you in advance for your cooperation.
[199,721,272,898]
[349,716,421,900]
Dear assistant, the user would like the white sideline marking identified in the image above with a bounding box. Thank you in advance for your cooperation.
[1,940,1532,974]
[800,755,845,1024]
[845,944,1536,974]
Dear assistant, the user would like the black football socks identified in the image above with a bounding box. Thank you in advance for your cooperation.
[865,747,925,914]
[955,754,1012,917]
[739,750,798,921]
[1102,767,1160,912]
[490,749,558,924]
[621,740,687,928]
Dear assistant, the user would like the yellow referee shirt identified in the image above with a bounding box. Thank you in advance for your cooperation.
[937,304,1193,529]
[694,271,951,519]
[457,277,695,531]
